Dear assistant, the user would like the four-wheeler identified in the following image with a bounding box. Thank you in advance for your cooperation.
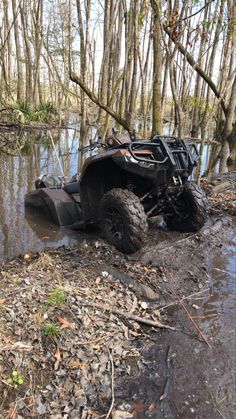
[25,133,208,253]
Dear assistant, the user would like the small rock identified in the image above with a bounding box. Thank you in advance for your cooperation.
[23,278,30,285]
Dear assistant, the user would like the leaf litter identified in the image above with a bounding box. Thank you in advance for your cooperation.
[0,243,174,418]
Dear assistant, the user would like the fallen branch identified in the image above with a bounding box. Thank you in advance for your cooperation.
[78,301,176,331]
[70,71,131,133]
[150,0,227,116]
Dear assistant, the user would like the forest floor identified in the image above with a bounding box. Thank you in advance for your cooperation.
[0,174,235,418]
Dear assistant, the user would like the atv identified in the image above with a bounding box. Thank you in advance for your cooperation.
[25,133,207,253]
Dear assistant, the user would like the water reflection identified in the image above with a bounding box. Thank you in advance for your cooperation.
[0,129,81,260]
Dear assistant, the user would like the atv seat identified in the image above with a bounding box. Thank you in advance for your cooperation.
[63,181,80,194]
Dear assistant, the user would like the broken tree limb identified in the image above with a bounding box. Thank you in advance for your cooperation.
[69,71,131,133]
[78,301,176,331]
[163,27,227,116]
[150,0,227,117]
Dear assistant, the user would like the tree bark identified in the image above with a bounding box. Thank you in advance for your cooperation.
[151,0,163,135]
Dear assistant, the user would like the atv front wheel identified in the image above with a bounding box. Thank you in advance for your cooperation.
[164,181,208,232]
[99,188,148,254]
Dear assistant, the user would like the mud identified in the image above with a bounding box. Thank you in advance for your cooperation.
[113,218,236,418]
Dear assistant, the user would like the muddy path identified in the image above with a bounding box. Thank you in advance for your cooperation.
[113,218,236,418]
[0,210,235,418]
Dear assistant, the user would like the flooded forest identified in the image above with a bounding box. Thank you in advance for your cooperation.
[0,1,235,418]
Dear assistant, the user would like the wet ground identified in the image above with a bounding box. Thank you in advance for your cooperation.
[115,222,236,418]
[0,128,235,418]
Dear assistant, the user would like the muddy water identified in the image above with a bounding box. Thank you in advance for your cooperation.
[116,229,236,418]
[0,128,86,260]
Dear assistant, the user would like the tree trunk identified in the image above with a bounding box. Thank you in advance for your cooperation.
[151,0,163,136]
[12,0,24,101]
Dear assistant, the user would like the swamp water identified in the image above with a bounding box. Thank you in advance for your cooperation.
[0,128,86,260]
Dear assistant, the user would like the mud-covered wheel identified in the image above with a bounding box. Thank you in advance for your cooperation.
[164,181,208,232]
[99,188,148,254]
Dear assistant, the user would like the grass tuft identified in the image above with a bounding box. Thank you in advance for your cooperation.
[46,288,67,307]
[42,322,60,336]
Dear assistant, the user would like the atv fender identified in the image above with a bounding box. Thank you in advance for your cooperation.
[25,188,81,226]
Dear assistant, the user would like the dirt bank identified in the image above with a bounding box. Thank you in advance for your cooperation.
[0,175,235,418]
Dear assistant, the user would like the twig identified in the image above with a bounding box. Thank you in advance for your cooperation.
[192,314,218,319]
[176,296,212,348]
[213,267,233,276]
[165,345,171,368]
[105,349,115,419]
[160,377,170,401]
[78,301,176,331]
[158,287,210,310]
[158,233,197,253]
[0,342,33,353]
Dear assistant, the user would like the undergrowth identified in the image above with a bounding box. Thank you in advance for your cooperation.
[1,101,58,124]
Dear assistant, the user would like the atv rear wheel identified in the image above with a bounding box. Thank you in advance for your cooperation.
[164,181,207,232]
[99,188,148,254]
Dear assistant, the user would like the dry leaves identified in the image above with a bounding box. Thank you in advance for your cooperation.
[54,346,62,370]
[57,316,73,329]
[68,360,86,369]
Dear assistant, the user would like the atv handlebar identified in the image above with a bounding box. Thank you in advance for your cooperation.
[78,141,107,153]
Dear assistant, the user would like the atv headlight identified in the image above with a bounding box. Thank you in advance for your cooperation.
[125,155,155,169]
[138,161,155,169]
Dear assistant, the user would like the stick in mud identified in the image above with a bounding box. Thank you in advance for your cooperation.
[78,301,176,331]
[160,377,170,401]
[176,295,212,348]
[159,287,210,311]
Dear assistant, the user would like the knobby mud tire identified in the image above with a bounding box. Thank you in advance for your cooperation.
[99,188,148,254]
[164,181,208,232]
